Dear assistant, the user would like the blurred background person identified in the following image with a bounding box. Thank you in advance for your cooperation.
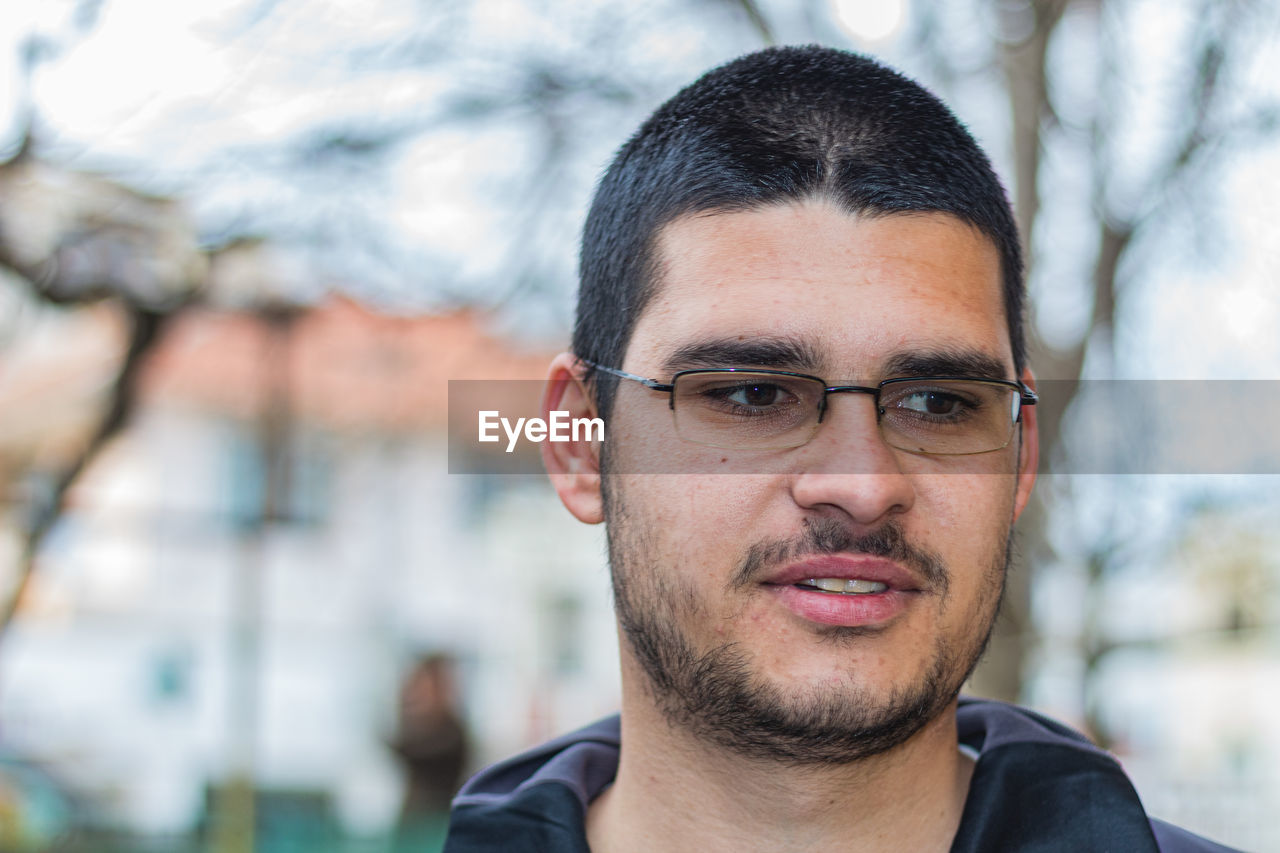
[390,653,470,852]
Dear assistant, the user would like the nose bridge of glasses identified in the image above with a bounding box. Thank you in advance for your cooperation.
[803,384,909,467]
[817,384,881,423]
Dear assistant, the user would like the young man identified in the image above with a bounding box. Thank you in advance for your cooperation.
[445,46,1235,852]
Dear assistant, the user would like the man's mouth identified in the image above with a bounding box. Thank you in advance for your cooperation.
[762,558,919,627]
[794,578,889,595]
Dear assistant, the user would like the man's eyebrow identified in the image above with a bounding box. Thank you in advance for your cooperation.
[662,337,822,374]
[881,349,1012,382]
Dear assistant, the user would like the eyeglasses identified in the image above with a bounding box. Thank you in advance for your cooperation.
[582,361,1037,455]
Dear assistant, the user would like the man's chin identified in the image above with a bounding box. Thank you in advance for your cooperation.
[627,620,961,766]
[684,681,958,766]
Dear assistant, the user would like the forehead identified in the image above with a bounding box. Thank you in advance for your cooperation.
[626,201,1010,376]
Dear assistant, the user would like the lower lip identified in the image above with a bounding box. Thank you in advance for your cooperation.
[768,584,913,627]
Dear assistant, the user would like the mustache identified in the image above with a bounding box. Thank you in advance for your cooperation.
[730,518,950,596]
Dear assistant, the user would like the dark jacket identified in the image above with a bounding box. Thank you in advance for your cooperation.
[445,697,1239,852]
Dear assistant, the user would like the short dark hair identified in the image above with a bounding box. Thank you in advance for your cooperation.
[573,45,1025,417]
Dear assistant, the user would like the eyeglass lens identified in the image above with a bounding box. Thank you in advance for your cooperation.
[669,372,1019,454]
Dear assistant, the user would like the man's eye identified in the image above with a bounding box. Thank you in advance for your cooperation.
[696,380,801,414]
[725,382,788,408]
[896,390,972,418]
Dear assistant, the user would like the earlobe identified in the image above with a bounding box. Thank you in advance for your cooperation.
[541,352,604,524]
[1012,369,1039,521]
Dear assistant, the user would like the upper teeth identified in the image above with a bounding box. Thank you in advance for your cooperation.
[803,578,888,594]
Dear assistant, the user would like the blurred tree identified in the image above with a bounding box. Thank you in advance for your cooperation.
[916,0,1280,733]
[0,0,776,630]
[0,139,207,635]
[1178,506,1275,639]
[161,0,774,328]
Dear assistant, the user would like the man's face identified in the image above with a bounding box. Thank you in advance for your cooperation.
[600,201,1037,764]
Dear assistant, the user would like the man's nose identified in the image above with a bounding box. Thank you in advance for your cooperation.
[789,393,916,525]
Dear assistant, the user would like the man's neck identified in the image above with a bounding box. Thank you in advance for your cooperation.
[586,690,973,853]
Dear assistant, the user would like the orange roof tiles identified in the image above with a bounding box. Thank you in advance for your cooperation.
[140,299,561,432]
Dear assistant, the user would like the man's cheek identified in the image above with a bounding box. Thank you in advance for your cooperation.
[921,474,1013,524]
[914,480,1009,572]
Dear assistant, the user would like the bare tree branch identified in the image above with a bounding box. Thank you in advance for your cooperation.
[718,0,775,44]
[0,303,168,636]
[998,0,1070,263]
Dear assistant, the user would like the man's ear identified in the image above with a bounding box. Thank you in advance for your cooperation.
[1012,368,1039,522]
[541,352,604,524]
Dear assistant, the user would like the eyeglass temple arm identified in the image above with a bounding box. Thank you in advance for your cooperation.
[578,359,674,392]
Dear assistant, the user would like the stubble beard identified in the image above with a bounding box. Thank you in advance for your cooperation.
[603,479,1011,767]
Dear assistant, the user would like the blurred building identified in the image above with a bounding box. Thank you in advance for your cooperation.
[0,301,616,838]
[1029,501,1280,852]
